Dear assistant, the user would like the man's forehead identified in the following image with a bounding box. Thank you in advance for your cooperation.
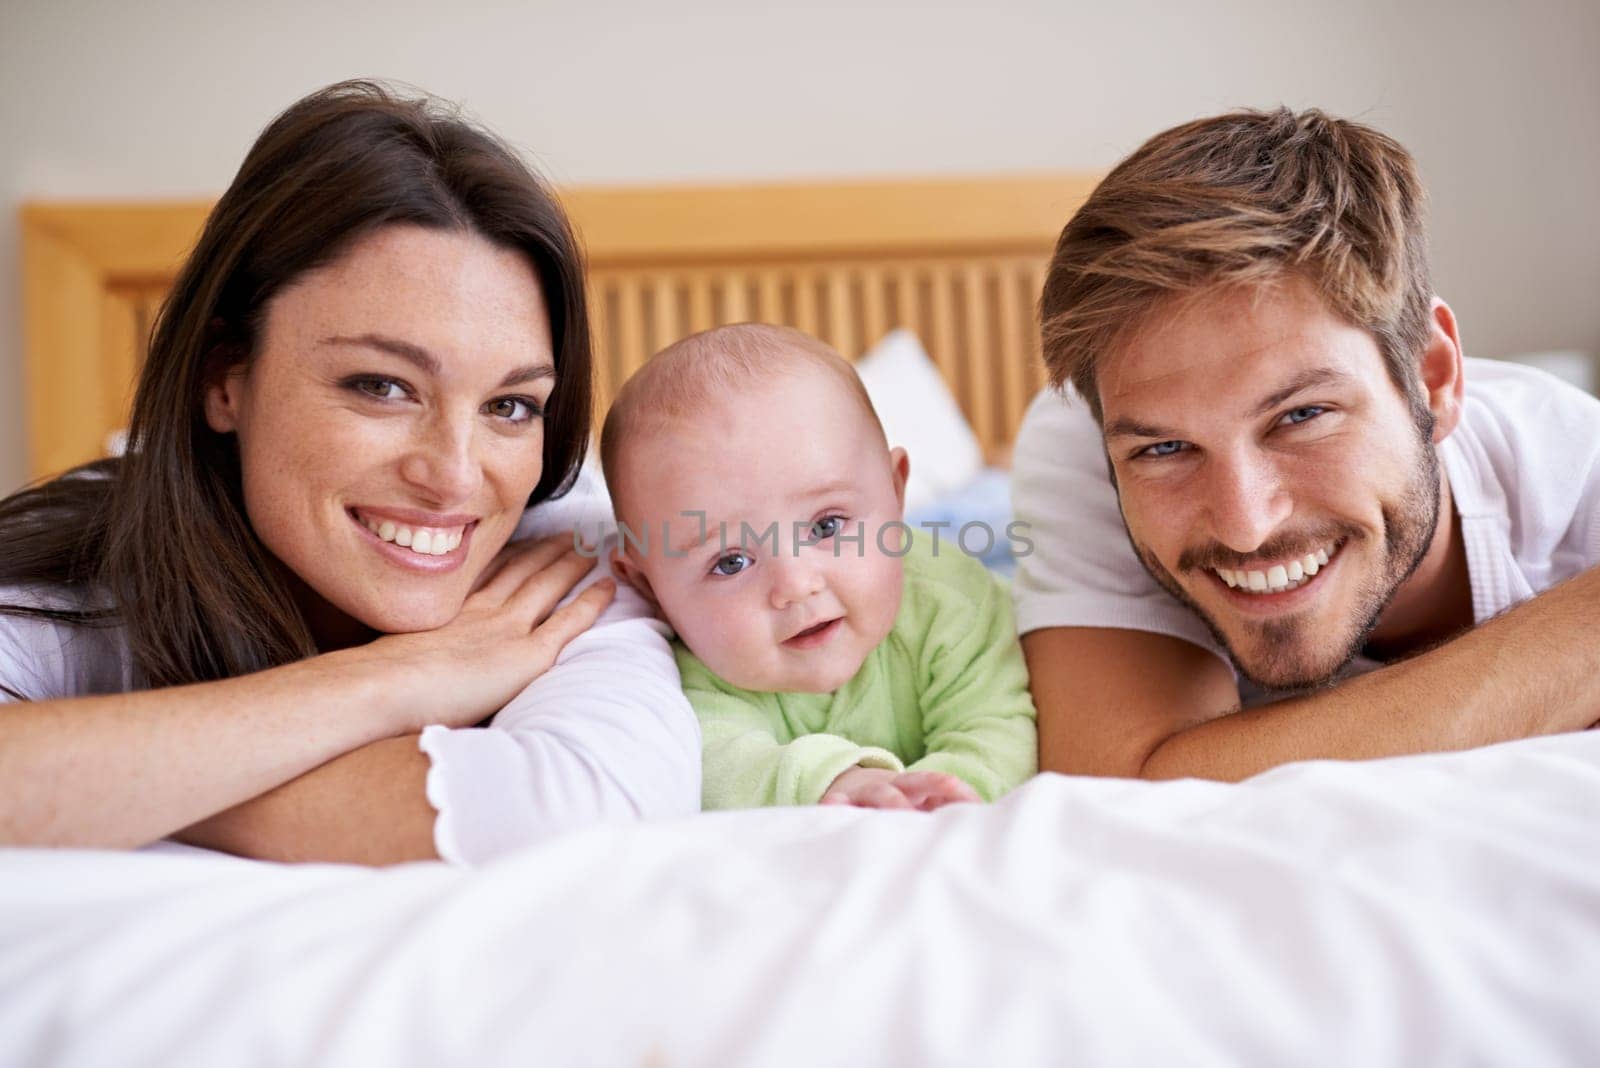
[1097,282,1378,428]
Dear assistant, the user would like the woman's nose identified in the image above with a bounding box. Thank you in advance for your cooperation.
[398,412,483,506]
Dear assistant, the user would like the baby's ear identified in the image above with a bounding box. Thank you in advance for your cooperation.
[889,447,911,513]
[610,548,660,611]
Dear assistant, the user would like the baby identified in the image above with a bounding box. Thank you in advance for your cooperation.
[600,324,1036,811]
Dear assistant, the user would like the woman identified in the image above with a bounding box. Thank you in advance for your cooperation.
[0,81,700,864]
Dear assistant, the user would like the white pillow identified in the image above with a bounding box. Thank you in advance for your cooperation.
[853,329,984,514]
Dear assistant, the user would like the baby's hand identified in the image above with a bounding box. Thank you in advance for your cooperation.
[819,767,981,811]
[892,770,982,810]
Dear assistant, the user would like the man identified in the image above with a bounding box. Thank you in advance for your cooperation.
[1014,107,1600,781]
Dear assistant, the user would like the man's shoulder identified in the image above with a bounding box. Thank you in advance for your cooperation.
[1015,386,1104,473]
[1451,357,1600,512]
[1459,356,1600,437]
[1449,357,1600,592]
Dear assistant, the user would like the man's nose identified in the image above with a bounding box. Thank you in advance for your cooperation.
[398,410,484,506]
[1202,449,1293,555]
[768,554,826,610]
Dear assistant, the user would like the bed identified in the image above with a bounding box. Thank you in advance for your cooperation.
[11,176,1600,1066]
[5,735,1599,1065]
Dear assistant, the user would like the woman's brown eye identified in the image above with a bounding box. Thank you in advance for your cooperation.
[352,378,402,399]
[488,397,542,422]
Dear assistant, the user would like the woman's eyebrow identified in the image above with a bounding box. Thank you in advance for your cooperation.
[320,332,556,387]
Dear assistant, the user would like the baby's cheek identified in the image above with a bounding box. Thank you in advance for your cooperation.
[681,610,755,670]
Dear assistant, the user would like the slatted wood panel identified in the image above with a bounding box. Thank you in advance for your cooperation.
[588,255,1049,457]
[21,174,1097,480]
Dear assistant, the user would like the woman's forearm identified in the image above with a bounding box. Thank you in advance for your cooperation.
[0,648,402,849]
[175,735,439,864]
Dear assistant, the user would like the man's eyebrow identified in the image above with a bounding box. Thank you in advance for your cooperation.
[1102,366,1355,441]
[1250,366,1351,417]
[1103,416,1180,441]
[320,333,556,388]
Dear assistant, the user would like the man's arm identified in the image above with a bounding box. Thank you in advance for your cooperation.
[1031,565,1600,782]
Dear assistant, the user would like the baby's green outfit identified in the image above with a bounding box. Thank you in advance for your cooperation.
[674,536,1038,808]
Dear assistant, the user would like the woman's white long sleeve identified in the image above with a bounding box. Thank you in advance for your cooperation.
[419,484,701,865]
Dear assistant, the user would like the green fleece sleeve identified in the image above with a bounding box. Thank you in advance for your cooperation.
[908,568,1038,801]
[679,655,904,809]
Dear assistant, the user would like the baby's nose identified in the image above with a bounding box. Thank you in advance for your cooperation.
[769,557,826,609]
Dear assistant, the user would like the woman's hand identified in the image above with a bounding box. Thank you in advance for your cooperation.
[347,534,616,734]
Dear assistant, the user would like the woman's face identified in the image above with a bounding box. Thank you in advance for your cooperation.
[204,224,555,643]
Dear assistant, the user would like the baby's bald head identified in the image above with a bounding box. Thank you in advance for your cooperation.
[601,323,884,523]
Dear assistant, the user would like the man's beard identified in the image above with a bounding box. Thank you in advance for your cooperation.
[1124,439,1441,693]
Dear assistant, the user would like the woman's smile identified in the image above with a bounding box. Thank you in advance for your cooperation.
[348,506,479,573]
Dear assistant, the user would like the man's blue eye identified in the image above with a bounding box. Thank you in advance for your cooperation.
[1284,406,1325,425]
[1144,440,1187,458]
[809,515,846,541]
[711,553,752,577]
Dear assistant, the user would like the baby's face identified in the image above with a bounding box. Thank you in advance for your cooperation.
[615,371,908,693]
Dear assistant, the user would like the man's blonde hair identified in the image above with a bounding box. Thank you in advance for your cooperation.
[1040,107,1433,422]
[600,323,883,504]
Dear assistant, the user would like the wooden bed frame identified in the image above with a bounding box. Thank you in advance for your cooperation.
[20,173,1097,481]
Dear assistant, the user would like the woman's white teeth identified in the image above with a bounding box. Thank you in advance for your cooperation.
[359,515,465,556]
[1217,544,1338,594]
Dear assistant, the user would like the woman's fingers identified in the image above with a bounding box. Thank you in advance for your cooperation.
[473,534,575,604]
[519,579,616,670]
[501,547,600,624]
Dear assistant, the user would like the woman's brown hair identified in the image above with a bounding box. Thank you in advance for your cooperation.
[1040,107,1432,423]
[0,80,593,690]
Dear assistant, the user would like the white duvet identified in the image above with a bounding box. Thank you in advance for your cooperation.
[4,732,1599,1067]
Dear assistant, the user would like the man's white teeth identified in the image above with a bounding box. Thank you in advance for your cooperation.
[1216,544,1338,594]
[359,515,465,556]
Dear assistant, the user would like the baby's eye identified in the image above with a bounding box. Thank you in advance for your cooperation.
[807,514,847,542]
[710,552,753,577]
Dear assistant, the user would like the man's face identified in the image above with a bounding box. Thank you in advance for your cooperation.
[1096,278,1439,691]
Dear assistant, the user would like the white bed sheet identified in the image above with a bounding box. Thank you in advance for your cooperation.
[4,731,1599,1067]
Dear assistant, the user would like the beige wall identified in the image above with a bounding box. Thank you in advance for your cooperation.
[3,0,1597,494]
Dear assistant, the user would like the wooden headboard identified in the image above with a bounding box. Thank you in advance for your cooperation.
[21,173,1096,481]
